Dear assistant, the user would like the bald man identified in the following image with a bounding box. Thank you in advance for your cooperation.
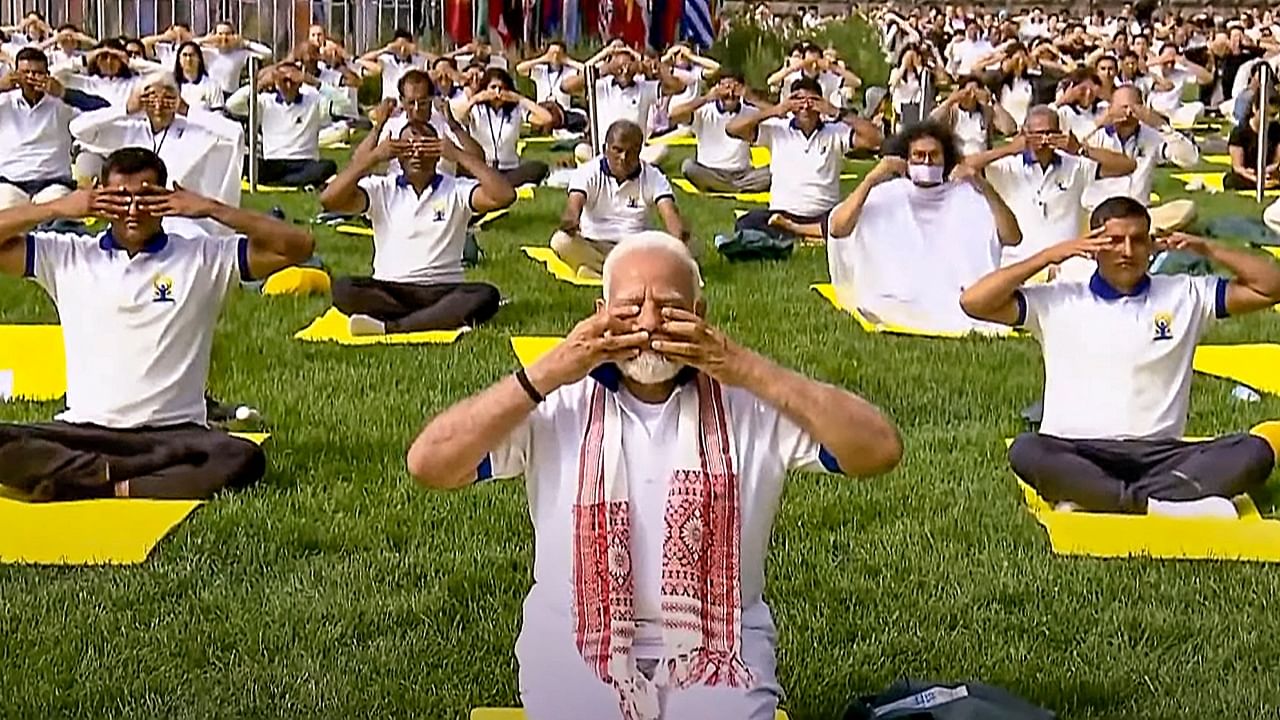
[552,120,686,278]
[964,105,1135,275]
[406,232,901,720]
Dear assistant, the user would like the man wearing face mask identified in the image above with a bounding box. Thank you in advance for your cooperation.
[669,72,772,194]
[405,232,901,720]
[550,120,686,278]
[965,105,1135,275]
[319,121,516,336]
[825,121,1021,334]
[726,78,881,243]
[961,196,1280,519]
[0,147,314,501]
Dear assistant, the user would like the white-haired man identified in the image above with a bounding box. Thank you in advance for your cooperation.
[406,232,902,720]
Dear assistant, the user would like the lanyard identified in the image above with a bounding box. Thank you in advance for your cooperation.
[151,123,171,155]
[483,105,509,167]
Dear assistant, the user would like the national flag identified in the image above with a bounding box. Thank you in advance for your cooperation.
[543,0,562,37]
[610,0,647,47]
[681,0,714,48]
[649,0,683,48]
[488,0,516,46]
[563,0,581,43]
[445,0,474,45]
[597,0,613,41]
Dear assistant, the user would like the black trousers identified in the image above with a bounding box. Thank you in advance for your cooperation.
[0,422,265,501]
[499,160,550,188]
[734,209,829,238]
[332,277,501,332]
[1009,432,1274,513]
[0,176,76,195]
[253,158,338,188]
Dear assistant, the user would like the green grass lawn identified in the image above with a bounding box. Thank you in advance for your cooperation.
[2,143,1280,719]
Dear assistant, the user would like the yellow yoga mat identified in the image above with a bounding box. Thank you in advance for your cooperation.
[294,308,469,346]
[239,180,304,193]
[521,247,604,287]
[261,266,331,296]
[0,325,66,402]
[1171,171,1280,197]
[649,135,697,146]
[810,284,1016,339]
[0,432,268,566]
[751,146,771,168]
[1202,154,1231,166]
[670,178,770,204]
[472,710,790,720]
[1014,476,1280,562]
[510,336,562,368]
[478,207,512,227]
[1193,344,1280,395]
[336,224,373,237]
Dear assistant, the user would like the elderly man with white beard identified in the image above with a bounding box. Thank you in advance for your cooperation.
[405,231,902,720]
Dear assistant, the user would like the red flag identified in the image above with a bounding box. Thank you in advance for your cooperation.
[609,0,648,47]
[489,0,513,46]
[446,0,473,45]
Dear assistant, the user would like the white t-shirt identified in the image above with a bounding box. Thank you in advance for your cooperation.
[948,38,995,75]
[690,102,756,171]
[63,74,142,109]
[593,77,661,140]
[567,156,674,242]
[1083,123,1199,210]
[0,90,77,181]
[951,108,989,156]
[25,229,249,428]
[668,65,703,108]
[984,151,1099,264]
[757,117,854,216]
[467,103,522,170]
[377,53,428,100]
[1018,273,1228,440]
[205,45,268,94]
[531,63,577,109]
[178,76,225,110]
[358,172,479,285]
[1148,65,1193,115]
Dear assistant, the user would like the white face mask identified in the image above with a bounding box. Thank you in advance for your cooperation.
[908,162,945,186]
[619,351,683,385]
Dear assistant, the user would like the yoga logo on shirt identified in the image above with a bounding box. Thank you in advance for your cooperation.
[152,275,176,303]
[432,202,446,221]
[1153,311,1174,341]
[626,196,640,208]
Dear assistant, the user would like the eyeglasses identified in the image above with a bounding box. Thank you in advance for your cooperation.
[402,99,432,110]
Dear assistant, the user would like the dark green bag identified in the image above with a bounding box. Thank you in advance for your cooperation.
[713,229,794,261]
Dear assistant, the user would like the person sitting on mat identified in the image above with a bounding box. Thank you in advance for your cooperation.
[827,120,1021,334]
[0,48,82,211]
[225,61,337,188]
[319,121,516,336]
[725,77,881,243]
[456,67,552,187]
[561,42,687,166]
[516,40,585,134]
[404,232,901,720]
[965,105,1135,278]
[1052,68,1108,143]
[550,120,686,279]
[929,75,1017,157]
[669,71,772,195]
[1225,90,1280,191]
[1079,85,1199,215]
[0,147,314,501]
[370,69,486,179]
[195,21,272,96]
[960,196,1280,518]
[359,29,430,106]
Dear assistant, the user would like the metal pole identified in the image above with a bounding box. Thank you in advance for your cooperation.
[438,0,445,47]
[585,61,600,154]
[247,54,261,192]
[1258,64,1273,205]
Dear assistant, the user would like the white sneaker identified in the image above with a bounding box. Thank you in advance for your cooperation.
[1053,501,1082,513]
[1147,496,1239,519]
[348,314,387,336]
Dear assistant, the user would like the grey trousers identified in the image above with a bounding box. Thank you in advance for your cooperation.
[1009,432,1274,513]
[681,158,772,194]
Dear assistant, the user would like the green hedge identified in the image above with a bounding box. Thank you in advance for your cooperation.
[710,12,889,94]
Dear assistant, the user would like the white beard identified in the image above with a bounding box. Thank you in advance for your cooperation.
[619,351,683,384]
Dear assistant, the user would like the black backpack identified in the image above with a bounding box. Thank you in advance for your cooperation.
[844,680,1056,720]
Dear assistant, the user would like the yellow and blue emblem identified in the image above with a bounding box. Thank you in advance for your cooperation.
[1153,311,1174,341]
[152,274,176,303]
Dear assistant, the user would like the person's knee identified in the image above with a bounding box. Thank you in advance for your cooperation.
[318,159,338,179]
[221,436,266,491]
[0,184,30,210]
[1237,434,1276,480]
[526,160,549,184]
[31,184,71,205]
[1008,433,1050,477]
[330,276,358,311]
[468,283,502,324]
[550,230,573,255]
[680,157,698,176]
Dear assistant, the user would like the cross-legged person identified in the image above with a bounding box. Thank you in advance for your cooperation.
[550,120,686,278]
[0,48,79,210]
[405,233,901,720]
[670,71,772,194]
[929,75,1016,157]
[0,147,314,501]
[226,61,337,188]
[726,77,881,243]
[516,40,585,134]
[960,196,1280,518]
[319,121,516,336]
[369,69,486,179]
[457,67,552,187]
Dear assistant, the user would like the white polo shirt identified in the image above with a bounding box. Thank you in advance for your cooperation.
[690,102,756,171]
[205,44,270,94]
[1148,65,1193,115]
[467,103,521,170]
[593,77,661,140]
[531,63,577,109]
[377,53,427,100]
[379,112,461,176]
[0,89,77,182]
[948,38,995,75]
[227,86,323,160]
[568,156,674,242]
[178,76,225,110]
[1018,273,1228,440]
[757,117,854,217]
[358,172,478,285]
[479,369,841,661]
[63,74,142,109]
[1083,123,1199,210]
[951,107,988,156]
[669,65,704,107]
[24,228,250,428]
[984,151,1099,264]
[781,69,844,106]
[999,75,1034,127]
[1054,102,1107,142]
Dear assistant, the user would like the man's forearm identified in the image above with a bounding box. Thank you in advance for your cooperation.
[961,251,1052,315]
[0,201,65,239]
[1207,243,1280,300]
[408,375,536,489]
[454,152,516,205]
[733,349,901,477]
[977,180,1022,246]
[320,152,377,209]
[965,141,1020,170]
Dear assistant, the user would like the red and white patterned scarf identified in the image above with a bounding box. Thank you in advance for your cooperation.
[572,374,753,720]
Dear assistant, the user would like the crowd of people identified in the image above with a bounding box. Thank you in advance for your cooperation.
[2,3,1280,718]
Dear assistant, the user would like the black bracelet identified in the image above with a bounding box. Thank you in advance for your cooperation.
[515,368,545,404]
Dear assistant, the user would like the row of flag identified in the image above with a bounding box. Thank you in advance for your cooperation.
[445,0,717,50]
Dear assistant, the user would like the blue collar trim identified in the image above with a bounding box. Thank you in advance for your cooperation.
[599,157,642,182]
[1089,271,1150,299]
[590,363,699,392]
[99,228,168,254]
[396,173,443,192]
[790,116,825,132]
[274,90,303,105]
[1022,149,1062,167]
